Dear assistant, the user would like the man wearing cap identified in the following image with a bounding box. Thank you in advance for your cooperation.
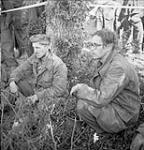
[9,34,68,106]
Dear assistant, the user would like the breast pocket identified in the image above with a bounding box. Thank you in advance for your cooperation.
[38,70,53,88]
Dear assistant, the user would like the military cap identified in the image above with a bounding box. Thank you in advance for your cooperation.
[30,34,50,45]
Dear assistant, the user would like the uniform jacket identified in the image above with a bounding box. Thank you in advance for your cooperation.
[10,52,68,101]
[77,50,141,132]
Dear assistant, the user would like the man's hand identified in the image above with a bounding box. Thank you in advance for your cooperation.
[130,133,144,150]
[70,84,81,96]
[70,83,89,98]
[27,95,38,105]
[9,81,18,93]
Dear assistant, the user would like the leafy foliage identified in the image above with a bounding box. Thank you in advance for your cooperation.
[46,0,88,64]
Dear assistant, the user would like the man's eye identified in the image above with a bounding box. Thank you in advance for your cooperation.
[94,43,98,47]
[88,44,92,47]
[90,15,96,19]
[94,43,102,47]
[92,43,95,47]
[84,43,91,48]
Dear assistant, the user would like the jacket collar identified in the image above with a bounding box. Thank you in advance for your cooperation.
[99,49,117,76]
[93,49,117,77]
[32,50,54,77]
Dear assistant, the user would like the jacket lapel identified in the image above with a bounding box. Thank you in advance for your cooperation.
[99,50,117,77]
[91,50,117,89]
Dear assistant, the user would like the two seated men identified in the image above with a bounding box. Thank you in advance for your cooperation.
[9,29,143,149]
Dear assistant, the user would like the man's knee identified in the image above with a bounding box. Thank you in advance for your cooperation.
[17,80,34,97]
[76,100,91,119]
[77,100,87,111]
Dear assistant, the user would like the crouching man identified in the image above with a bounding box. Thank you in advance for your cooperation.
[70,29,141,133]
[9,34,68,110]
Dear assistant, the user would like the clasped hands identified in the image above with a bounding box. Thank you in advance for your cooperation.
[70,83,86,97]
[9,81,38,105]
[26,94,38,105]
[70,83,94,99]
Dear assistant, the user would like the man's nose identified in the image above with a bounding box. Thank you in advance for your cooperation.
[34,48,39,53]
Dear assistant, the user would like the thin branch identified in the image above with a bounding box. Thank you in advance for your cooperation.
[70,117,76,150]
[49,104,57,150]
[1,103,4,132]
[73,126,88,145]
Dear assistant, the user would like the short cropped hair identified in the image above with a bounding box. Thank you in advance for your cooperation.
[92,29,118,49]
[30,34,51,45]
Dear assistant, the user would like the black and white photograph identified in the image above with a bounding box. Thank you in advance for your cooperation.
[1,0,144,150]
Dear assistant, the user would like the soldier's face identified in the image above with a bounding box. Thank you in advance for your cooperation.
[83,35,111,59]
[83,35,104,58]
[33,42,47,58]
